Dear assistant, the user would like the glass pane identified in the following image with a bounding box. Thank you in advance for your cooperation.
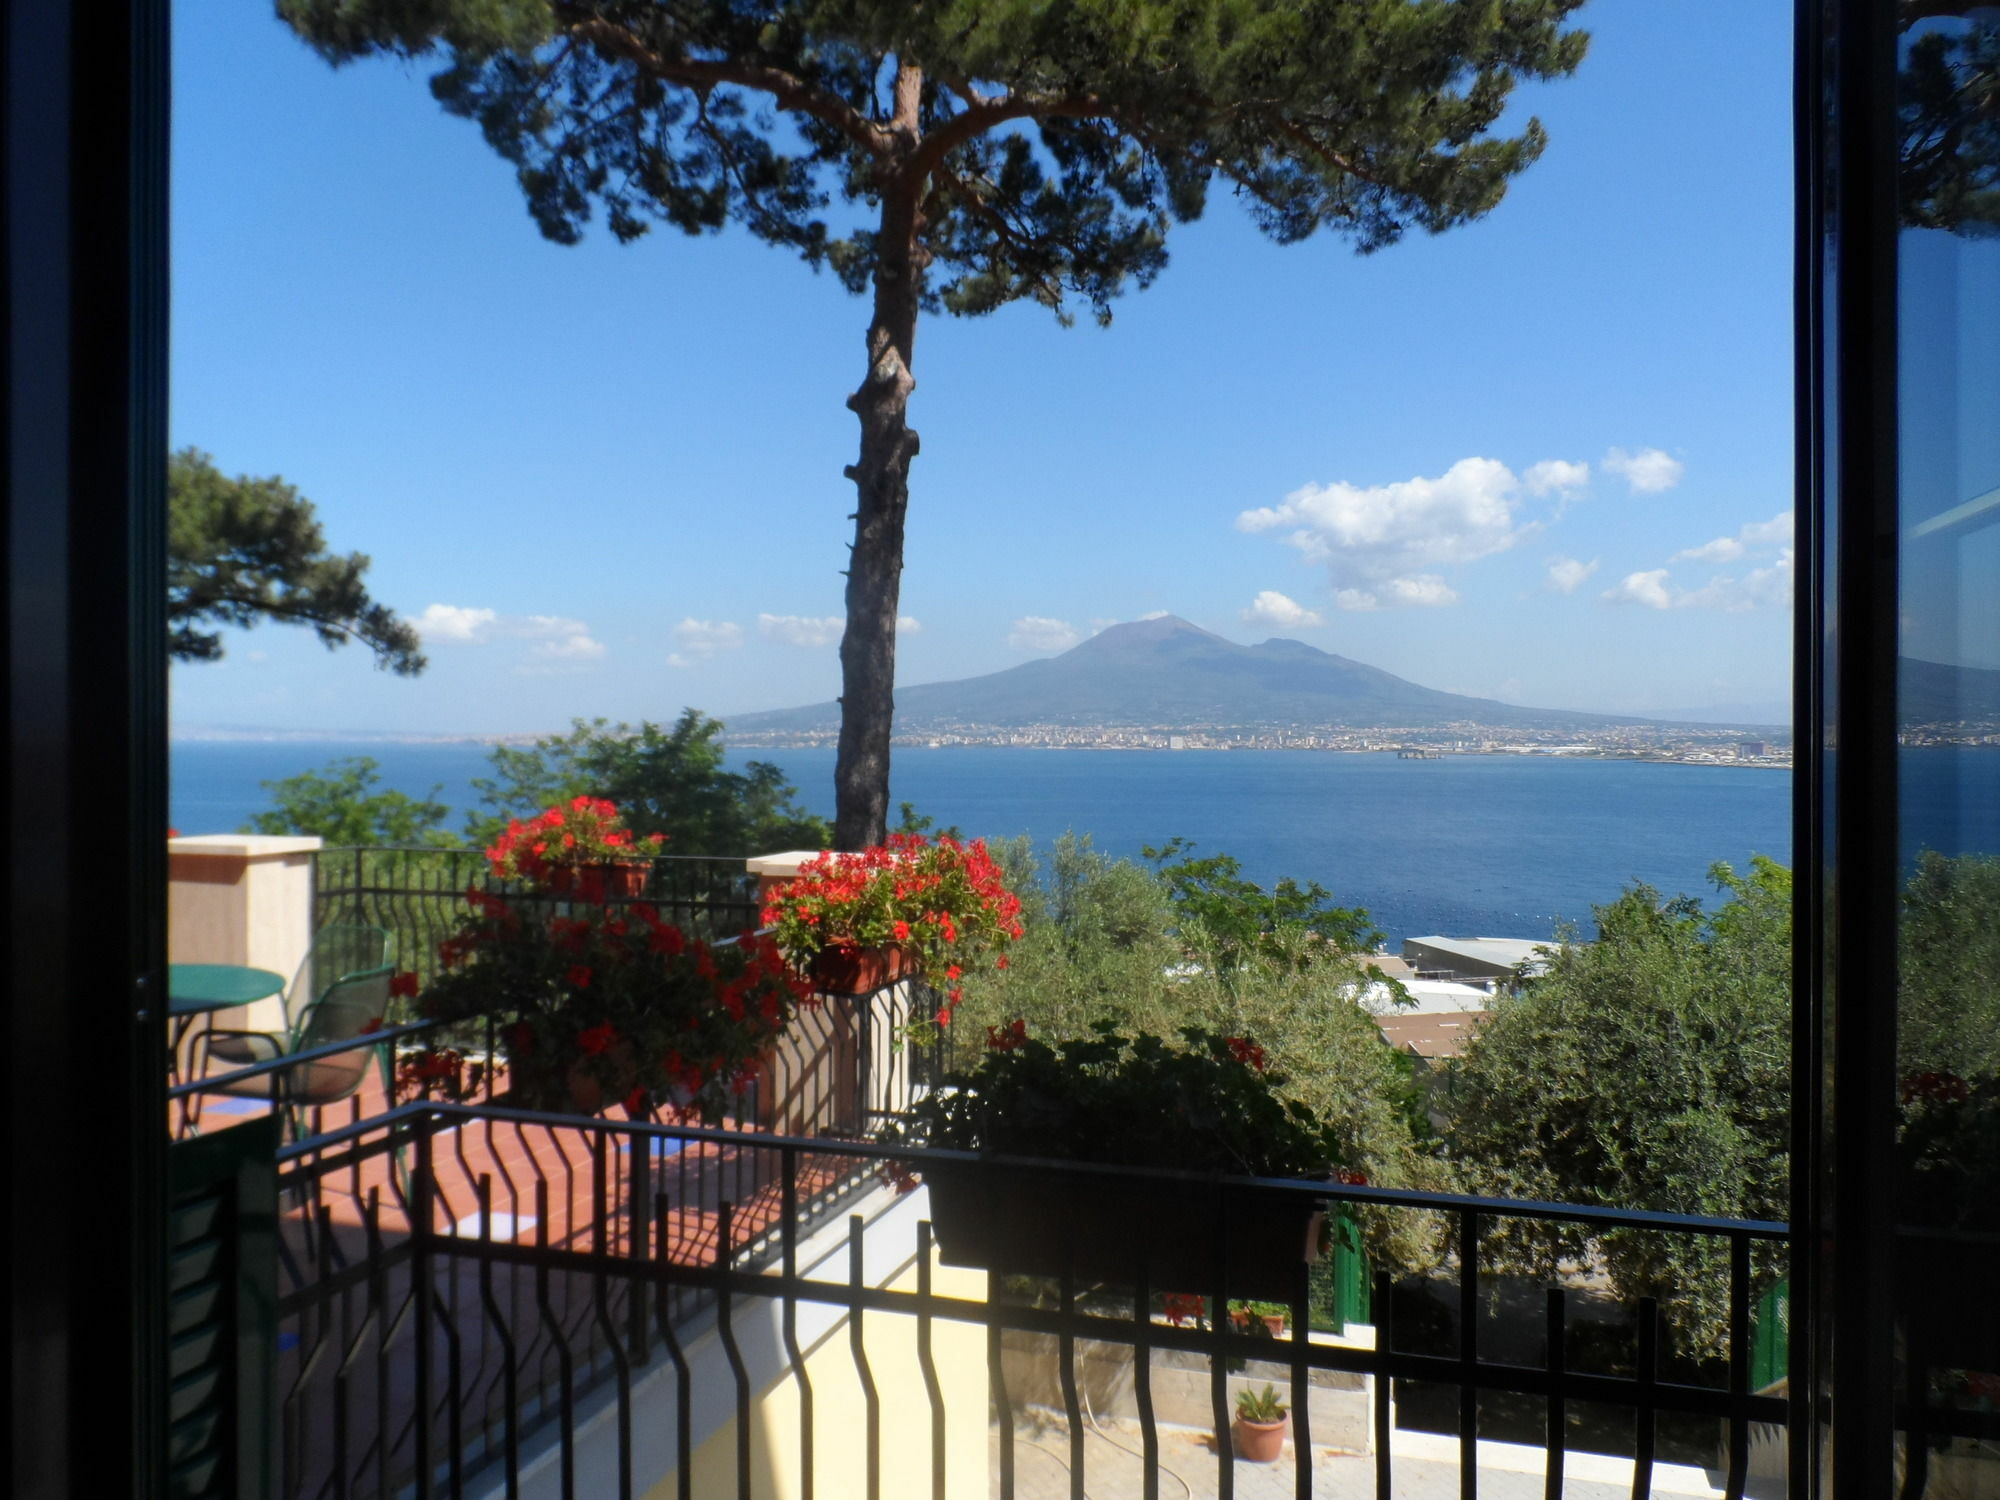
[1895,8,2000,1487]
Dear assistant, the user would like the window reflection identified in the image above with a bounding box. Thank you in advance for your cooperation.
[1895,4,2000,1477]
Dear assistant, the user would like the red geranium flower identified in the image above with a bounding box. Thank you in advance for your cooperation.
[577,1021,617,1055]
[388,970,420,999]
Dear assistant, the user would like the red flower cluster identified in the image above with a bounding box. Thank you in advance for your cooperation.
[394,1046,484,1103]
[1224,1036,1268,1073]
[763,833,1025,1024]
[1334,1167,1370,1187]
[1163,1293,1206,1327]
[388,970,421,999]
[1903,1071,1972,1105]
[418,871,814,1123]
[485,795,665,890]
[985,1018,1029,1052]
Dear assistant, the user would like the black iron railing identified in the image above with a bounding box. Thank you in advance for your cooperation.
[310,847,763,986]
[224,1094,1791,1500]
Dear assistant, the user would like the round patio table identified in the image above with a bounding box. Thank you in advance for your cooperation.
[168,963,286,1080]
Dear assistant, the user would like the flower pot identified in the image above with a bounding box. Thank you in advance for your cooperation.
[1231,1415,1287,1464]
[547,860,651,902]
[1261,1314,1288,1338]
[923,1161,1324,1302]
[808,944,908,996]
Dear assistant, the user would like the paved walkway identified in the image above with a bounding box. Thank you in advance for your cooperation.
[995,1416,1774,1499]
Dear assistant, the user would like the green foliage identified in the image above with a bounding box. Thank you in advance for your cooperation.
[1143,837,1381,966]
[1443,858,1792,1357]
[909,1021,1347,1180]
[244,756,458,846]
[1899,849,2000,1081]
[1234,1384,1287,1424]
[1898,14,2000,236]
[467,710,830,854]
[280,1,1590,323]
[168,447,423,674]
[950,834,1444,1273]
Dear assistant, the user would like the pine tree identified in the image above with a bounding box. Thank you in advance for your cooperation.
[280,0,1588,843]
[169,447,424,673]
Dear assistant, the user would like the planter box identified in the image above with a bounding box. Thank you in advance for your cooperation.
[925,1161,1323,1302]
[808,944,908,996]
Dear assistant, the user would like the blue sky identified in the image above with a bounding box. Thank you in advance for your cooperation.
[169,2,1795,736]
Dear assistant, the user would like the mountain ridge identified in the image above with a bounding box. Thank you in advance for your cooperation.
[727,615,1668,735]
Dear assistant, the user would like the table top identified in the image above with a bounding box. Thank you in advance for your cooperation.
[168,963,287,1015]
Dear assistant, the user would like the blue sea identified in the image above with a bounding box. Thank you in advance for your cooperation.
[167,738,1825,942]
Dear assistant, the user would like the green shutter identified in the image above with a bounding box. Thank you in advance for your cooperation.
[166,1117,278,1499]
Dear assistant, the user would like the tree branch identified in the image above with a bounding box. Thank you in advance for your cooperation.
[562,16,894,158]
[905,88,1118,183]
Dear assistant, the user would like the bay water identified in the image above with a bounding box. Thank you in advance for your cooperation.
[169,739,1815,942]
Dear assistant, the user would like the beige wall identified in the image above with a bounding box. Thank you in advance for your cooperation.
[492,1188,989,1500]
[168,834,320,1034]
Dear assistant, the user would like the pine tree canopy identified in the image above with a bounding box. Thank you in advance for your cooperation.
[281,0,1587,321]
[168,446,426,674]
[279,0,1588,845]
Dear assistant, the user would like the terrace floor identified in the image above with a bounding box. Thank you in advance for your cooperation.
[998,1419,1770,1499]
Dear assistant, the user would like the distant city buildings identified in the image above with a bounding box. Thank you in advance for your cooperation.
[731,718,1797,767]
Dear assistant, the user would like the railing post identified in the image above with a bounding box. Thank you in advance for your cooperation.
[412,1114,435,1499]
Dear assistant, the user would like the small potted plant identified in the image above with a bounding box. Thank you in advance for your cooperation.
[405,882,813,1122]
[1229,1300,1290,1338]
[1231,1384,1289,1463]
[901,1021,1343,1298]
[762,833,1023,1017]
[485,796,665,901]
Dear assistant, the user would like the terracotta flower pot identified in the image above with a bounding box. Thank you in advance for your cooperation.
[808,943,908,996]
[1231,1415,1287,1464]
[546,860,651,902]
[1262,1314,1288,1338]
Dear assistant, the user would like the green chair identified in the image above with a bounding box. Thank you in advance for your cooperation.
[204,964,395,1128]
[205,924,392,1071]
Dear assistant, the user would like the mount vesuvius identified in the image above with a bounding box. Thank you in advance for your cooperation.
[725,616,1657,736]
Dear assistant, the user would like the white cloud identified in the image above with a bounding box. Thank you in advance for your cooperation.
[1137,609,1170,621]
[1739,510,1795,547]
[1602,570,1677,609]
[897,615,921,633]
[416,603,499,644]
[1671,509,1791,564]
[421,604,604,666]
[1603,551,1795,613]
[1524,459,1591,496]
[1672,536,1746,564]
[1237,457,1534,608]
[1545,556,1600,594]
[519,616,605,663]
[1009,616,1081,652]
[667,618,743,668]
[1679,551,1796,612]
[1334,575,1458,611]
[1603,447,1686,494]
[1241,590,1323,630]
[759,613,844,647]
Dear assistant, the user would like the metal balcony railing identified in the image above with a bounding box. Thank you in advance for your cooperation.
[310,847,764,989]
[214,1094,1791,1500]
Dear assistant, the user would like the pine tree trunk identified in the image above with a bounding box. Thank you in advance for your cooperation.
[834,193,923,850]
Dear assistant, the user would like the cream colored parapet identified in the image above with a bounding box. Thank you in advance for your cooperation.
[744,849,828,907]
[168,834,322,1033]
[492,1185,991,1500]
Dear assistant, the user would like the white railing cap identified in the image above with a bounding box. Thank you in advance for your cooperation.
[743,850,828,879]
[168,833,322,858]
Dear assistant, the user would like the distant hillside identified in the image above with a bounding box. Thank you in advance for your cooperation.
[1903,657,2000,723]
[727,615,1662,735]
